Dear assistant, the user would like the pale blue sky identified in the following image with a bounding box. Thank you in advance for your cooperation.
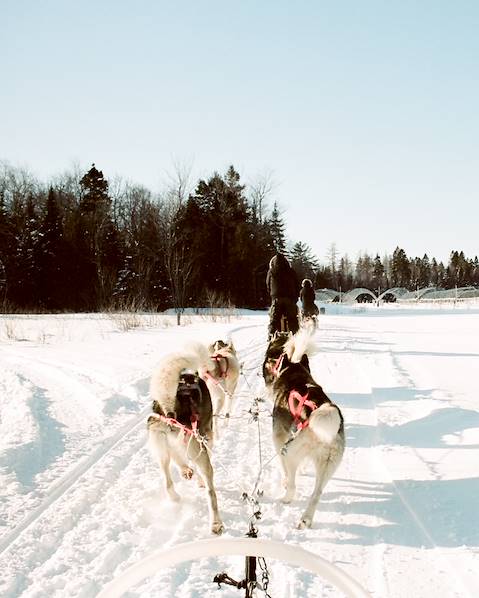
[2,1,478,264]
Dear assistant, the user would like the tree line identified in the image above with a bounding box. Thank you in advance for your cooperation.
[0,162,286,313]
[315,245,479,293]
[1,161,477,313]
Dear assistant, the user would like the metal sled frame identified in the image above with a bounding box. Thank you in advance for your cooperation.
[97,537,371,597]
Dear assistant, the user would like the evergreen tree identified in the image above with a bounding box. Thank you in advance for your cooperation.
[11,196,40,307]
[418,254,431,288]
[77,164,121,307]
[391,247,411,287]
[79,164,110,214]
[372,254,385,293]
[179,166,250,305]
[473,256,479,286]
[268,201,286,254]
[290,241,319,282]
[36,187,66,309]
[315,265,334,289]
[0,190,14,305]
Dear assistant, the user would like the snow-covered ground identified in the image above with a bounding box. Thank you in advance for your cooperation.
[1,305,478,597]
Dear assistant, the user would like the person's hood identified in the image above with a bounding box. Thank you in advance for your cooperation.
[269,254,289,272]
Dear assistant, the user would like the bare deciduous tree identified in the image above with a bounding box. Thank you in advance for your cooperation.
[248,169,276,224]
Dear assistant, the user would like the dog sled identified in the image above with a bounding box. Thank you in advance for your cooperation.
[97,537,371,597]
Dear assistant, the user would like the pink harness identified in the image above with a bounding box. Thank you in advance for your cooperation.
[152,412,198,440]
[288,389,317,431]
[271,353,285,377]
[205,354,229,386]
[272,353,317,431]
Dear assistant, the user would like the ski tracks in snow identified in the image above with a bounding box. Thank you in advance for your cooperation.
[2,317,477,597]
[321,325,475,598]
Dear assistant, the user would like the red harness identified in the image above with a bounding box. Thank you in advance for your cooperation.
[204,354,229,387]
[152,412,198,440]
[271,353,317,431]
[271,353,285,377]
[288,389,317,431]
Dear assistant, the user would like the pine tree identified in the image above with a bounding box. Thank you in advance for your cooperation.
[391,247,411,287]
[0,190,14,305]
[77,164,120,307]
[268,201,286,254]
[36,187,66,308]
[290,241,319,281]
[372,254,385,293]
[79,164,110,214]
[418,254,431,288]
[12,196,40,307]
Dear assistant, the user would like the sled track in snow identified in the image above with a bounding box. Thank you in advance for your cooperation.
[0,387,151,558]
[362,350,473,597]
[0,323,268,561]
[1,323,283,597]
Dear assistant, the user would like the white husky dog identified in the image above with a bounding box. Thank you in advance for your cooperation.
[147,341,224,534]
[205,339,240,426]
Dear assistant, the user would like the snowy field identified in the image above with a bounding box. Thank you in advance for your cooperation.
[1,305,478,597]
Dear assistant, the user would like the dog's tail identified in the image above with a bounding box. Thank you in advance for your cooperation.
[309,403,341,444]
[283,328,316,363]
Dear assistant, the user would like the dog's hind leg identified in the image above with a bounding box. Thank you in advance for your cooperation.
[148,429,180,502]
[169,440,194,480]
[298,453,335,529]
[278,452,299,504]
[222,389,233,421]
[188,439,224,535]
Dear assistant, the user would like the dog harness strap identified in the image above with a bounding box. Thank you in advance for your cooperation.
[204,370,219,386]
[190,414,198,433]
[272,353,285,377]
[155,413,198,438]
[288,389,317,430]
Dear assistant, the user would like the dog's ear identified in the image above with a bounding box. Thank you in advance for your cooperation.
[300,354,310,372]
[279,353,291,372]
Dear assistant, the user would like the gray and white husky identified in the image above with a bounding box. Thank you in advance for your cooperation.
[147,341,224,534]
[263,329,345,529]
[206,339,240,423]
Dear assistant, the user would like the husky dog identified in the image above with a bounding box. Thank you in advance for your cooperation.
[262,331,309,388]
[206,339,240,422]
[264,329,344,529]
[147,341,224,534]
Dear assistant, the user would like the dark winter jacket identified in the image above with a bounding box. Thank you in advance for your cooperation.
[266,254,300,302]
[300,279,318,316]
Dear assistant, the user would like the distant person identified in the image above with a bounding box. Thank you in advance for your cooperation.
[266,253,300,338]
[300,278,319,319]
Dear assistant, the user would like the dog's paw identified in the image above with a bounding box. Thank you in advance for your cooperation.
[280,490,294,504]
[211,521,224,535]
[297,517,312,530]
[181,466,194,480]
[167,489,181,502]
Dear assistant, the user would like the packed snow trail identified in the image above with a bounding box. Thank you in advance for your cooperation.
[1,309,478,597]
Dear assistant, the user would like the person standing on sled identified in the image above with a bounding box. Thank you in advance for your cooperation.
[266,253,300,338]
[300,278,319,321]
